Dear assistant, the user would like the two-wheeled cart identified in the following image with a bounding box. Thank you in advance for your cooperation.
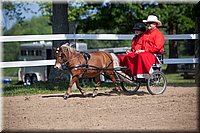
[114,54,167,95]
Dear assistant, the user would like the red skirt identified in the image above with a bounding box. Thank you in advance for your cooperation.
[118,52,136,67]
[119,52,158,77]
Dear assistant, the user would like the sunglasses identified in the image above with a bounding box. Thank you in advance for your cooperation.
[146,22,156,25]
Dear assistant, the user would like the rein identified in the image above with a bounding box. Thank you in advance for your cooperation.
[63,53,81,65]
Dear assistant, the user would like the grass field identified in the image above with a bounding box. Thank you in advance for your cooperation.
[2,72,196,97]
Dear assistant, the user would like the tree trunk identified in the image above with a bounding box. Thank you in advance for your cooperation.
[48,2,71,82]
[52,2,69,47]
[166,23,178,72]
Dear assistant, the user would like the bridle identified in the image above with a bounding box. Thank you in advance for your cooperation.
[55,47,82,68]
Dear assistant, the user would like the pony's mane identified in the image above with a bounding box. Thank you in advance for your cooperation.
[61,43,75,53]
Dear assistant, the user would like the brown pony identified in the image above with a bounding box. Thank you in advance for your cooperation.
[54,43,121,99]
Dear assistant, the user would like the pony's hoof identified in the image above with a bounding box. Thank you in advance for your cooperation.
[63,95,69,100]
[116,90,121,95]
[92,92,97,98]
[82,92,86,96]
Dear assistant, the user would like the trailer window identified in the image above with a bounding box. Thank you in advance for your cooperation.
[21,50,27,56]
[31,50,34,55]
[36,50,42,56]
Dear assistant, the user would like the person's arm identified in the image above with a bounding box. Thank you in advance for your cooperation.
[127,37,137,53]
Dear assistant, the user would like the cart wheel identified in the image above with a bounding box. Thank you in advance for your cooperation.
[31,74,38,84]
[147,71,167,95]
[24,74,31,85]
[118,74,140,93]
[121,81,140,93]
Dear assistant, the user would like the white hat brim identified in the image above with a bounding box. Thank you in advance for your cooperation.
[143,20,162,26]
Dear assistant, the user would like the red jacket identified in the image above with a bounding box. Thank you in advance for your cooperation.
[131,34,143,52]
[135,28,165,54]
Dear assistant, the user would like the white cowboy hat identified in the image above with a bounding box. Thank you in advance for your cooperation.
[143,15,162,26]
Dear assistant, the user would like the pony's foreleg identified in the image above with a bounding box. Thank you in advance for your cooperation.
[75,80,85,96]
[93,75,101,97]
[64,76,78,100]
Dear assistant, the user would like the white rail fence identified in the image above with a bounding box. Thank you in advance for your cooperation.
[0,34,199,68]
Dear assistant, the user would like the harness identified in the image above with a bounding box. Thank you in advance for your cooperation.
[66,52,113,71]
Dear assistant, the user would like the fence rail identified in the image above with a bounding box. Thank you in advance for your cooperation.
[0,58,198,68]
[0,34,198,42]
[0,34,199,68]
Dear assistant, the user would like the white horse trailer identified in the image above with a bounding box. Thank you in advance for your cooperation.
[18,41,87,85]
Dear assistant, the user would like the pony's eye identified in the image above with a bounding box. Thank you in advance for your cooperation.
[56,51,59,54]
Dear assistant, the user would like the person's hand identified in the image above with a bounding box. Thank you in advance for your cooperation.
[126,49,132,54]
[135,50,145,54]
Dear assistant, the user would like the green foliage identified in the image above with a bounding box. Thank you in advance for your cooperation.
[143,4,195,33]
[85,40,131,49]
[3,16,52,63]
[2,42,20,61]
[80,4,145,34]
[4,16,52,35]
[2,2,38,25]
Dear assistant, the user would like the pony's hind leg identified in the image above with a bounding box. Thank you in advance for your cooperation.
[76,80,85,96]
[92,75,101,97]
[107,71,121,94]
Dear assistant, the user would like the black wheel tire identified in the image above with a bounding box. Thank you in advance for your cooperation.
[147,71,167,95]
[121,81,140,93]
[116,72,140,93]
[31,74,38,84]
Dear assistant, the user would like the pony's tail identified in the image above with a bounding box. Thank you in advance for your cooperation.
[110,53,120,68]
[110,53,131,79]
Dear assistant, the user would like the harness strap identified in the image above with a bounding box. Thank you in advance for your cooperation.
[82,52,91,67]
[66,52,114,71]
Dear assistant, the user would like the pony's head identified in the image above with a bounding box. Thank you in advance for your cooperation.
[54,43,75,70]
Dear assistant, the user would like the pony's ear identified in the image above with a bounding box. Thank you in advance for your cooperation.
[69,43,74,47]
[68,42,75,48]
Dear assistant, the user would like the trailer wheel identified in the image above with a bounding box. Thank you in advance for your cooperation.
[24,74,31,85]
[31,74,38,84]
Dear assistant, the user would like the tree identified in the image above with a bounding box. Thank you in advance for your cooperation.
[3,16,52,62]
[80,3,195,72]
[2,2,38,31]
[4,16,51,35]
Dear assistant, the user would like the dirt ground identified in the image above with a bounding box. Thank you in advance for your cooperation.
[3,86,199,132]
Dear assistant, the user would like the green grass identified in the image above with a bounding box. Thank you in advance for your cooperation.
[165,72,195,84]
[164,72,196,87]
[2,72,196,97]
[2,79,117,97]
[2,82,67,96]
[3,68,19,77]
